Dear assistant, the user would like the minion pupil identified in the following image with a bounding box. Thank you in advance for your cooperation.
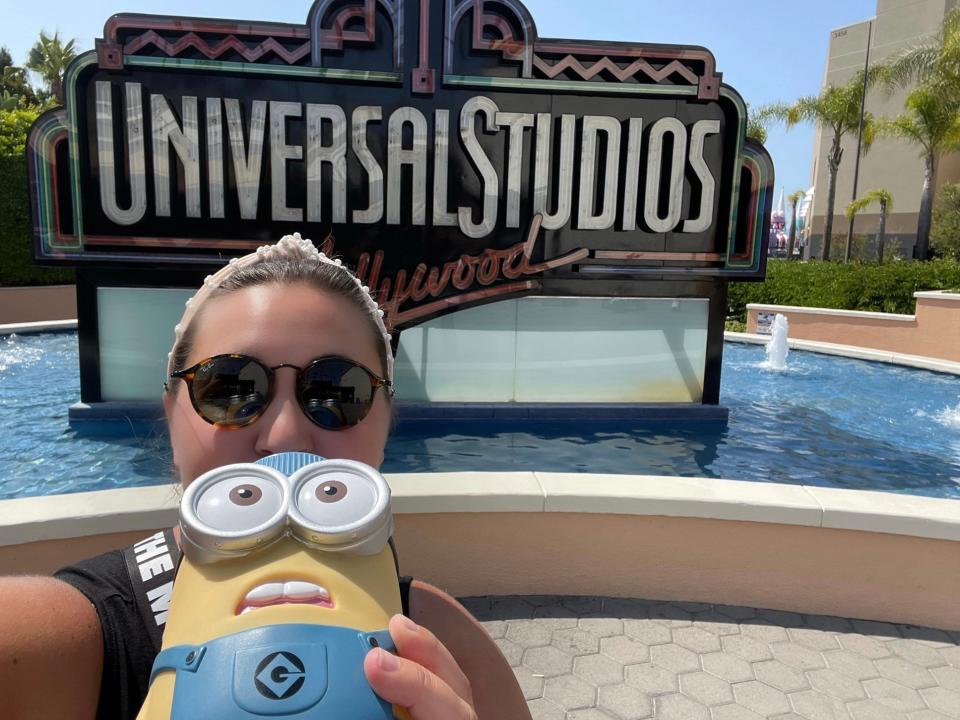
[316,481,348,504]
[230,484,261,506]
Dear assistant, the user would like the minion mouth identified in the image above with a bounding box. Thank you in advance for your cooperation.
[237,580,334,615]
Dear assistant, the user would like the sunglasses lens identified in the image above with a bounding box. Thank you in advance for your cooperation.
[299,359,376,429]
[191,356,270,426]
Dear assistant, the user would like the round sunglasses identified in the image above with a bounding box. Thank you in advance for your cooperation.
[169,354,393,430]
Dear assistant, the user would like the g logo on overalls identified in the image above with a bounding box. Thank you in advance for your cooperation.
[255,651,306,700]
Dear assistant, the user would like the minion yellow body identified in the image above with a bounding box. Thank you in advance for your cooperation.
[136,453,409,720]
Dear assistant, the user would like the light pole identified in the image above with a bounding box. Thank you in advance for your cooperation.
[845,19,873,263]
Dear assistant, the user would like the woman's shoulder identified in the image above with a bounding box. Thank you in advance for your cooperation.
[0,575,105,719]
[57,528,179,639]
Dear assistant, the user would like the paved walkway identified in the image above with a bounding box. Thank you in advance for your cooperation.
[460,595,960,720]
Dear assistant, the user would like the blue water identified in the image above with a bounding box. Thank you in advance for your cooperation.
[1,331,959,500]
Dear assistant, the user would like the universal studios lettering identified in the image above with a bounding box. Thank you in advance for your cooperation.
[95,83,721,238]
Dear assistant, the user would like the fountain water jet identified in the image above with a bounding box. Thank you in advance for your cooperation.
[937,400,960,429]
[765,314,790,371]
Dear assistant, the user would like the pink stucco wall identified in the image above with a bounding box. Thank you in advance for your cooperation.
[0,285,77,325]
[746,293,960,363]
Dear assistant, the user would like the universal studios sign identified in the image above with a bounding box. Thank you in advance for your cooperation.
[28,0,772,333]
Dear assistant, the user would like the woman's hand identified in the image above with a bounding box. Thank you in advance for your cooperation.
[364,614,478,720]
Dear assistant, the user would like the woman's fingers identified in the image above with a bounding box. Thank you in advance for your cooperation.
[389,614,474,706]
[364,646,476,720]
[363,614,477,719]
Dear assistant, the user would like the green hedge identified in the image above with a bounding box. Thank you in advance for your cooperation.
[728,259,960,323]
[0,155,74,286]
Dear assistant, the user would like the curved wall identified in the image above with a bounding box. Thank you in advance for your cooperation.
[2,474,958,630]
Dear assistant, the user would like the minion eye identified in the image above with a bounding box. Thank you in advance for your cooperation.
[286,459,392,554]
[294,471,378,529]
[195,475,285,532]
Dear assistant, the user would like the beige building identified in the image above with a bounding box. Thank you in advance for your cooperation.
[806,0,959,259]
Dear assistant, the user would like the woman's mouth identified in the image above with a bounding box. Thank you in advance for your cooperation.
[236,580,334,615]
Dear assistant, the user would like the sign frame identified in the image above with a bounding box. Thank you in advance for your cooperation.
[27,0,774,412]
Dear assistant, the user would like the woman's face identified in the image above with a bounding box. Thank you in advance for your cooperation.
[163,282,391,487]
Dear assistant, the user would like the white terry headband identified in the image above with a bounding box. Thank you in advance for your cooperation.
[166,233,393,381]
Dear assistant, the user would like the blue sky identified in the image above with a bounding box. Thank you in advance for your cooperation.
[4,0,878,219]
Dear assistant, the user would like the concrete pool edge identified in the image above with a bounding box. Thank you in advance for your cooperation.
[3,472,958,546]
[0,319,78,334]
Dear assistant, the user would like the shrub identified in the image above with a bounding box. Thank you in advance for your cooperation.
[727,258,960,322]
[0,155,74,286]
[0,106,41,157]
[0,104,72,286]
[931,183,960,261]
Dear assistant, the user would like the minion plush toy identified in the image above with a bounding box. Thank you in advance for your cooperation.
[136,452,409,720]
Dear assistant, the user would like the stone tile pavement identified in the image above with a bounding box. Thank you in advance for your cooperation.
[459,595,960,720]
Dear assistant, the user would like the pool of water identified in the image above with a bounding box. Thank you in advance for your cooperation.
[2,331,959,500]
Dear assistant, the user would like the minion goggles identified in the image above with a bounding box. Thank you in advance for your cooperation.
[180,454,394,565]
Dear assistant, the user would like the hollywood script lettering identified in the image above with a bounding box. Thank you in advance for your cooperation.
[319,215,588,328]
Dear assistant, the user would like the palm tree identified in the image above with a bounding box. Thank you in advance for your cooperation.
[874,85,960,260]
[0,46,39,107]
[881,7,960,91]
[764,70,877,261]
[746,102,770,144]
[845,189,894,263]
[878,8,960,259]
[1,66,37,107]
[26,31,76,105]
[786,189,806,259]
[0,91,18,111]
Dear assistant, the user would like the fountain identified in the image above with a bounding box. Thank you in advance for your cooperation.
[938,399,960,429]
[765,313,790,370]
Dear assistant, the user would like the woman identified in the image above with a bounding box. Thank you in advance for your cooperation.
[0,234,486,720]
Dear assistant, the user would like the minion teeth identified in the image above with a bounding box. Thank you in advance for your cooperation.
[237,580,334,615]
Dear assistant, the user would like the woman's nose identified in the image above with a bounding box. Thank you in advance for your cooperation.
[253,375,314,456]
